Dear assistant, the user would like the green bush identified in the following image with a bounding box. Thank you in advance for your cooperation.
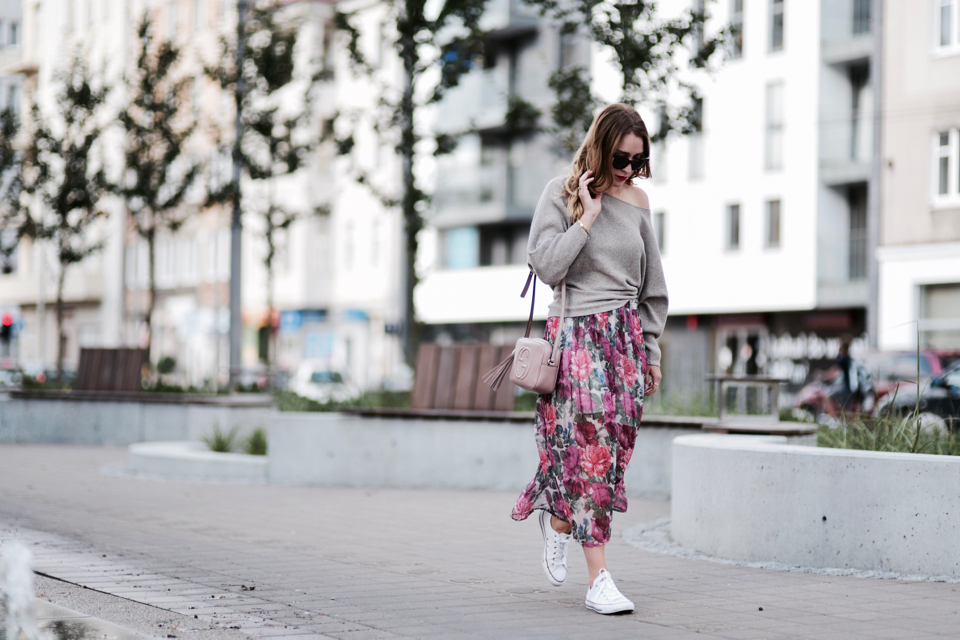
[157,356,177,375]
[243,428,268,456]
[203,424,239,453]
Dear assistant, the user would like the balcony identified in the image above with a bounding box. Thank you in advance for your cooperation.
[820,0,874,65]
[479,0,539,41]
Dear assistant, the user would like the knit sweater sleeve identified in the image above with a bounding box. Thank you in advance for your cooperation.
[638,210,669,367]
[527,178,589,286]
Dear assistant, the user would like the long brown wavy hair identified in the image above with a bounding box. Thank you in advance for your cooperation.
[562,103,651,223]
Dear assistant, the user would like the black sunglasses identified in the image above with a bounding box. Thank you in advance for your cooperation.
[612,154,649,172]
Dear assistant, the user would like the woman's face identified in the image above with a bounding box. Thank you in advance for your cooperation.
[611,132,647,185]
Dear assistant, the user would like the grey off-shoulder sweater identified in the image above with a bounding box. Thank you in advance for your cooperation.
[527,176,669,366]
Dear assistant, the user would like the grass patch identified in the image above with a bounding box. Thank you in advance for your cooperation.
[644,393,717,417]
[817,413,960,456]
[203,424,239,453]
[274,389,411,412]
[243,428,268,456]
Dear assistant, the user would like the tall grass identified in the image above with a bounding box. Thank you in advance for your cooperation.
[818,412,960,456]
[203,424,239,452]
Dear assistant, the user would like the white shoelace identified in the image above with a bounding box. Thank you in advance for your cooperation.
[547,531,569,567]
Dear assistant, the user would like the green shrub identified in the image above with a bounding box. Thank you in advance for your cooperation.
[203,424,239,453]
[243,428,268,456]
[157,356,177,375]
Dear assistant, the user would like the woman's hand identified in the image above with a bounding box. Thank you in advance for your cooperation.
[644,365,662,397]
[578,170,602,231]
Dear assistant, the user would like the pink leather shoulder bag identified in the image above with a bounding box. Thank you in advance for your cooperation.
[482,271,566,395]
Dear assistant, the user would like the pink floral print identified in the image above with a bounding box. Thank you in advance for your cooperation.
[512,300,647,547]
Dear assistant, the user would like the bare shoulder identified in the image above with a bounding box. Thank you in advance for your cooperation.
[625,184,650,209]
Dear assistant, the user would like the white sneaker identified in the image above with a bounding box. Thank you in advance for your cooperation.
[585,569,635,614]
[539,510,570,587]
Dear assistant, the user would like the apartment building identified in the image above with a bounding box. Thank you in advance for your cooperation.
[876,0,960,352]
[641,0,880,403]
[0,0,23,367]
[416,0,586,344]
[0,0,407,390]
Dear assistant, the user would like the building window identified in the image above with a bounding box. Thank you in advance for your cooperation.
[560,31,580,69]
[853,0,871,34]
[850,66,871,162]
[769,0,784,51]
[195,0,206,30]
[921,283,960,348]
[693,0,706,56]
[442,226,480,269]
[848,185,867,280]
[938,0,957,49]
[653,211,666,253]
[725,204,741,251]
[167,0,178,38]
[933,129,960,207]
[6,85,19,113]
[765,81,784,171]
[688,97,704,180]
[728,0,744,59]
[765,199,781,248]
[8,21,18,47]
[479,224,528,266]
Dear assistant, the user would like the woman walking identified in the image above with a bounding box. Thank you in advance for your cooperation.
[511,103,668,614]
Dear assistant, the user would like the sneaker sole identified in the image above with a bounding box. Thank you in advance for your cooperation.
[539,511,564,587]
[585,600,635,615]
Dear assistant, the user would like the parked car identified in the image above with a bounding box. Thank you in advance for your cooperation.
[0,367,23,388]
[864,350,945,405]
[291,361,359,404]
[876,360,960,432]
[793,350,943,423]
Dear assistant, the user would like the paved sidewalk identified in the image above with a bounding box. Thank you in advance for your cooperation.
[3,444,960,639]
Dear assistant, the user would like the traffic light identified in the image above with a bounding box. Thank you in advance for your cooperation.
[0,312,12,343]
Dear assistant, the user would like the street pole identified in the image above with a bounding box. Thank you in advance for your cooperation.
[228,0,248,390]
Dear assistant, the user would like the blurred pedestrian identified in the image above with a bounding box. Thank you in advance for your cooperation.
[511,103,668,614]
[826,335,874,415]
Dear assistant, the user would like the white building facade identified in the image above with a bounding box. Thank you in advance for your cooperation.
[876,0,960,353]
[416,0,881,405]
[0,0,408,390]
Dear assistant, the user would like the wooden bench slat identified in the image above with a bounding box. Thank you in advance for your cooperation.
[432,346,460,410]
[473,345,500,411]
[412,343,441,409]
[493,344,517,411]
[452,345,480,410]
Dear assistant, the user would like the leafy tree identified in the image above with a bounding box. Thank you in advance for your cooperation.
[0,108,24,269]
[208,1,326,369]
[335,0,488,364]
[115,15,201,359]
[533,0,730,150]
[19,56,109,382]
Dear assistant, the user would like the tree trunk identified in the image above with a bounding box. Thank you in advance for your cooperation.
[265,213,275,372]
[147,229,156,364]
[55,258,66,386]
[399,22,420,368]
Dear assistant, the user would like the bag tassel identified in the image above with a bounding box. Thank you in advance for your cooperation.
[481,350,515,391]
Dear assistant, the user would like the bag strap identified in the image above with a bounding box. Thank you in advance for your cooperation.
[521,272,566,365]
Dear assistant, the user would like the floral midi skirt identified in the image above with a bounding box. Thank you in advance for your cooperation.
[511,300,646,547]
